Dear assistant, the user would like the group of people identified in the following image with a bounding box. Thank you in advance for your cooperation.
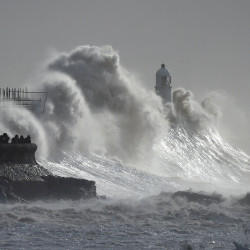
[0,87,28,99]
[0,133,31,144]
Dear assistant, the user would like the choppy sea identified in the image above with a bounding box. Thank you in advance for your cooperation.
[1,124,250,250]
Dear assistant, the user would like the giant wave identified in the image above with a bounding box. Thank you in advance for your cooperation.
[0,45,250,198]
[1,45,250,249]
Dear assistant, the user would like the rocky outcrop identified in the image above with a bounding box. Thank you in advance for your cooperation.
[0,175,96,202]
[0,144,96,202]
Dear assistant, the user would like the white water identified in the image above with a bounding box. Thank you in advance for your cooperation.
[1,45,250,249]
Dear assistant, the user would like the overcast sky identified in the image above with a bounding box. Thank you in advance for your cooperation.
[0,0,250,152]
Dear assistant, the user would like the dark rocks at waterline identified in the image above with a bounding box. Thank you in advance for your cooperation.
[172,191,224,205]
[0,175,96,202]
[237,193,250,206]
[0,143,96,202]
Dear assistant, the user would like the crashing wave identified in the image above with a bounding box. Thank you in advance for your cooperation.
[0,45,250,198]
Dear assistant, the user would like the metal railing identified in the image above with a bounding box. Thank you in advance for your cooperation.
[0,88,47,113]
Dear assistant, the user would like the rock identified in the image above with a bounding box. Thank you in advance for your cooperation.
[0,143,96,202]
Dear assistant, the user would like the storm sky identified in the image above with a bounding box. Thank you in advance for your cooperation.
[0,0,249,152]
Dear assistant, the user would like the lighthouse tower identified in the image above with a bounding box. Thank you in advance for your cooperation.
[155,64,172,103]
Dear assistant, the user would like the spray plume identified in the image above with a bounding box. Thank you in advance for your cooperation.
[4,45,166,167]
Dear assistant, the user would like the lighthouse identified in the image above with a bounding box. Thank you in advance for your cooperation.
[155,64,172,103]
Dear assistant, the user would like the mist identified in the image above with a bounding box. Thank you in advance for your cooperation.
[0,45,167,169]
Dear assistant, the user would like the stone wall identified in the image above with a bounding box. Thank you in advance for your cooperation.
[0,144,37,164]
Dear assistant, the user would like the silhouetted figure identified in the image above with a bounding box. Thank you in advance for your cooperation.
[2,133,9,143]
[11,135,19,144]
[18,135,24,144]
[24,135,31,143]
[0,135,3,143]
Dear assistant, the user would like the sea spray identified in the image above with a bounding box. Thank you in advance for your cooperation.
[0,45,250,196]
[0,46,250,249]
[31,45,168,168]
[0,107,48,158]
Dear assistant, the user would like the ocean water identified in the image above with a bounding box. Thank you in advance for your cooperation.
[1,124,250,249]
[0,193,250,249]
[1,45,250,249]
